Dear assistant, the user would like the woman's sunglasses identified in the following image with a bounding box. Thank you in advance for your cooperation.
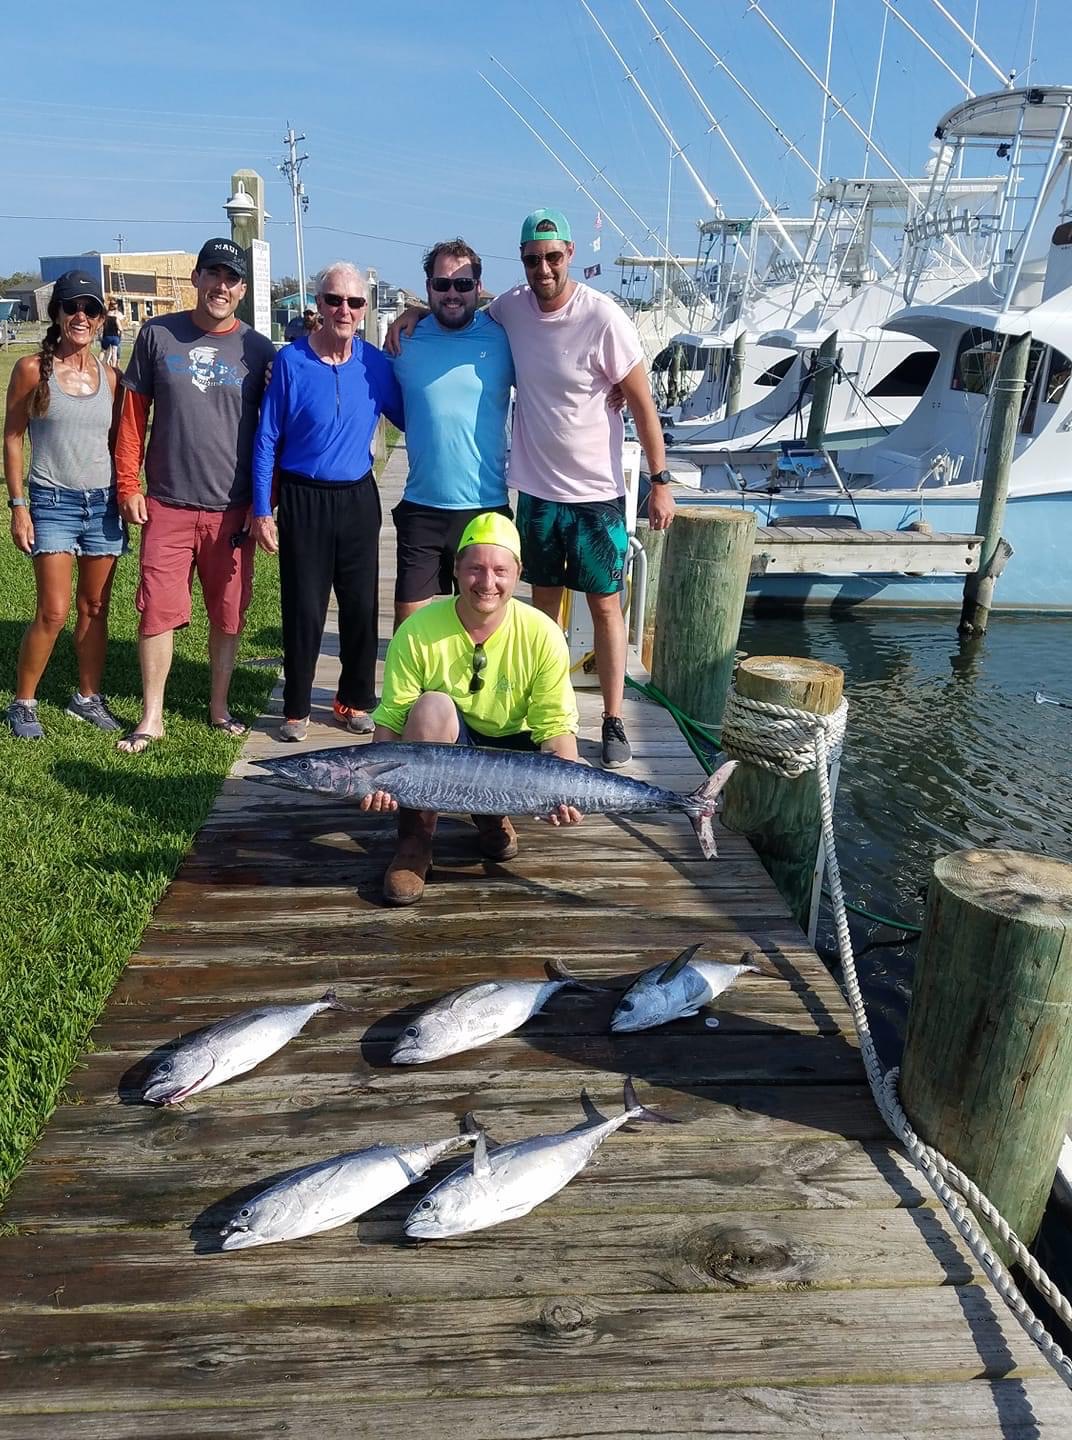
[469,642,487,693]
[320,293,367,311]
[429,277,476,293]
[60,299,104,319]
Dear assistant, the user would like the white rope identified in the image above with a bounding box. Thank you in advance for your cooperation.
[723,692,1072,1388]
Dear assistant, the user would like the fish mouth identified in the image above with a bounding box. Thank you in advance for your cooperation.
[403,1220,445,1239]
[219,1227,265,1251]
[609,1014,643,1034]
[142,1064,212,1106]
[389,1045,427,1065]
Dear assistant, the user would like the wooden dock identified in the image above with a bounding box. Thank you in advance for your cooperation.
[2,442,1070,1437]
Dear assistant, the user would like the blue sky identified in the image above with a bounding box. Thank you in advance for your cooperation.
[3,1,1069,297]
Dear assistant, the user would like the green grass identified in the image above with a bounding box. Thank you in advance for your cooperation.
[0,345,398,1204]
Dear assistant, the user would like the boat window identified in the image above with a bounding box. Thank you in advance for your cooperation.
[1018,341,1047,434]
[756,355,795,387]
[867,350,939,397]
[950,328,1001,394]
[1045,347,1071,407]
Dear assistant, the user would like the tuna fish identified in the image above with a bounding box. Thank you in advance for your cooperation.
[253,743,737,860]
[141,992,347,1105]
[219,1130,475,1249]
[610,946,761,1033]
[390,963,598,1065]
[404,1079,675,1238]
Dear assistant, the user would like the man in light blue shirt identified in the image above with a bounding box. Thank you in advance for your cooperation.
[390,238,514,628]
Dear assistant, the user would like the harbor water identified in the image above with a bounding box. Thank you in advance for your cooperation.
[736,609,1072,1066]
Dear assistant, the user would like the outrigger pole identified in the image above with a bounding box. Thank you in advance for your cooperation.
[877,0,976,97]
[579,0,722,217]
[928,0,1012,89]
[632,0,804,263]
[488,54,696,288]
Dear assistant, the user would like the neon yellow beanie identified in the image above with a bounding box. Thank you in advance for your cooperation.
[456,511,522,563]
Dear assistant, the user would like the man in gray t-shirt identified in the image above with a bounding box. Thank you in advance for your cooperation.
[114,237,276,754]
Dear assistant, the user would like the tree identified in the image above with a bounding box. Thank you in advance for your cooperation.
[0,271,42,293]
[271,276,300,302]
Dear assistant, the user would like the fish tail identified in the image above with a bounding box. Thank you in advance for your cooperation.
[685,760,737,861]
[545,958,608,992]
[623,1076,681,1125]
[320,989,358,1013]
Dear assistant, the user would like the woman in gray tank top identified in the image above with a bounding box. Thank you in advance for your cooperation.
[3,270,126,739]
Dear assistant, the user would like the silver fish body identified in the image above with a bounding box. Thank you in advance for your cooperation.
[219,1134,471,1250]
[610,947,760,1033]
[141,992,344,1105]
[253,744,736,859]
[391,978,574,1064]
[405,1080,669,1238]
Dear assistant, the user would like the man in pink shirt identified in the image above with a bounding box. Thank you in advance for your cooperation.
[486,208,674,768]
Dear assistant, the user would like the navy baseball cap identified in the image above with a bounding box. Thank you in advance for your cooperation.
[195,237,247,279]
[51,270,105,307]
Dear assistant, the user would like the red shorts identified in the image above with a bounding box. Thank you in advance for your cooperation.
[136,498,253,637]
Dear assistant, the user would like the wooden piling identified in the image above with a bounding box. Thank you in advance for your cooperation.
[720,656,845,933]
[959,330,1032,637]
[901,848,1072,1256]
[635,521,667,671]
[650,507,756,730]
[805,332,839,449]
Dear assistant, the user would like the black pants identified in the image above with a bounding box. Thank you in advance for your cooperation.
[278,471,381,719]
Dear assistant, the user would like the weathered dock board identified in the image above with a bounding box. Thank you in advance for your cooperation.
[1,443,1069,1437]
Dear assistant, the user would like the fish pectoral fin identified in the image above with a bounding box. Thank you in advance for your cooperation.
[658,943,703,985]
[448,982,502,1009]
[679,1008,701,1018]
[358,761,406,780]
[473,1130,492,1179]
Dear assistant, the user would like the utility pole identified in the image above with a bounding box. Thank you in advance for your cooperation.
[280,124,309,304]
[113,233,125,254]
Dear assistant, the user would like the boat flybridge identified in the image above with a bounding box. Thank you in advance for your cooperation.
[665,172,1004,461]
[666,86,1072,612]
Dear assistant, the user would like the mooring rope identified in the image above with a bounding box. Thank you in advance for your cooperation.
[719,688,1072,1389]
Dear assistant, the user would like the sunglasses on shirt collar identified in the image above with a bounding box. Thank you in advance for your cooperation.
[468,642,487,693]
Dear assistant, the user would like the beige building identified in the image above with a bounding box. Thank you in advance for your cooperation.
[40,250,199,323]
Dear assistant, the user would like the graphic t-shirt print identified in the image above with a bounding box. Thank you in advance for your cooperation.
[167,346,242,394]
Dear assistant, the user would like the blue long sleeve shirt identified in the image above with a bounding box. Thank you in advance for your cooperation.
[252,336,405,516]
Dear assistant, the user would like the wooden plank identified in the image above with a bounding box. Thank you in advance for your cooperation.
[3,1381,1070,1439]
[0,1288,1056,1410]
[0,1208,979,1312]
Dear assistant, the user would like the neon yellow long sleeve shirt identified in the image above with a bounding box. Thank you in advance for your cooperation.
[372,597,578,744]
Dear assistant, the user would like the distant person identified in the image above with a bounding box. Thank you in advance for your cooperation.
[101,301,124,367]
[250,261,405,744]
[388,208,674,769]
[114,237,276,754]
[366,511,581,905]
[3,271,125,739]
[390,237,514,630]
[284,306,318,343]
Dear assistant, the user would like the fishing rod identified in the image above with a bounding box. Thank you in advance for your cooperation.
[1035,692,1072,710]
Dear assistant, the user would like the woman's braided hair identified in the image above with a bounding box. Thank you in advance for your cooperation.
[28,306,63,419]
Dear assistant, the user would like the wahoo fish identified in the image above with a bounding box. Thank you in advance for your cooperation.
[141,992,347,1105]
[391,962,598,1064]
[405,1079,675,1238]
[253,743,737,859]
[219,1130,475,1250]
[610,946,761,1033]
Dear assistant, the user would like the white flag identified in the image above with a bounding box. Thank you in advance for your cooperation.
[594,211,603,230]
[591,235,601,252]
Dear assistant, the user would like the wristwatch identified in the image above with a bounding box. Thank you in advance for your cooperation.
[7,496,27,509]
[648,470,672,486]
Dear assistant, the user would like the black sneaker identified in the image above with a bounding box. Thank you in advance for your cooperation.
[65,692,122,731]
[601,713,631,769]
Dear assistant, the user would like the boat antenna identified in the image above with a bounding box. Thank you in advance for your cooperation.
[878,0,976,97]
[927,0,1013,89]
[579,0,722,217]
[862,4,891,181]
[816,0,837,214]
[633,0,804,262]
[478,71,652,267]
[487,54,695,287]
[661,0,823,187]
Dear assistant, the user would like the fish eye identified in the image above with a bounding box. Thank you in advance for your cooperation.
[298,760,310,771]
[157,1060,172,1073]
[619,999,634,1012]
[404,1025,420,1038]
[238,1207,251,1218]
[419,1199,434,1210]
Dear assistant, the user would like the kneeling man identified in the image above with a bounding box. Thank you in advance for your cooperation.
[367,511,581,905]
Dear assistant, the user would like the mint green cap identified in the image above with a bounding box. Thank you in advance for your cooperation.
[520,208,572,245]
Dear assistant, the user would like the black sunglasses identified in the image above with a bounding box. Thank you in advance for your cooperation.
[468,642,487,694]
[321,293,367,311]
[60,298,104,318]
[429,276,476,293]
[522,251,567,269]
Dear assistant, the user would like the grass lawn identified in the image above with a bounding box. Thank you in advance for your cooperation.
[0,342,396,1204]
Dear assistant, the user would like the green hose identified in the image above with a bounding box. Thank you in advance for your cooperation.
[626,672,923,938]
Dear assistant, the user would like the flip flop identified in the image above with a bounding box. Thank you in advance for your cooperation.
[210,718,248,737]
[116,732,160,755]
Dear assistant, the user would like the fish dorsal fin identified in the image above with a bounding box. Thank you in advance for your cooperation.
[449,982,501,1010]
[473,1129,491,1179]
[658,943,703,986]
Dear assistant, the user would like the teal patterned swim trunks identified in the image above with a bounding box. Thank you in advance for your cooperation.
[515,492,627,596]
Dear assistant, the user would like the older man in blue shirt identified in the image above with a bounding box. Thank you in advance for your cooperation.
[252,261,404,742]
[390,238,514,630]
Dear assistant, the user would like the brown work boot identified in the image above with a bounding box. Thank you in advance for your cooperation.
[472,813,519,862]
[383,809,438,906]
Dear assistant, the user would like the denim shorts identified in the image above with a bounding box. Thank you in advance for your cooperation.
[28,482,128,558]
[453,702,538,752]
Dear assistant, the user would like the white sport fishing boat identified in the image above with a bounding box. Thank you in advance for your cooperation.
[664,86,1072,613]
